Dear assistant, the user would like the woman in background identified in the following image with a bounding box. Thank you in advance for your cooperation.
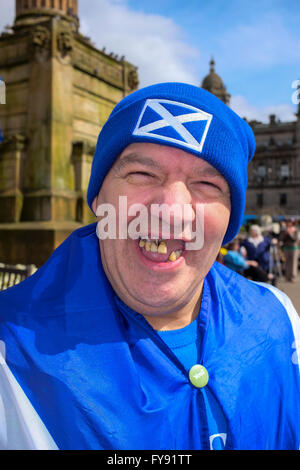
[241,225,276,285]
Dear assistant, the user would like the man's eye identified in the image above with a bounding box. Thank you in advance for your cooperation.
[127,171,154,178]
[126,171,155,185]
[194,181,220,189]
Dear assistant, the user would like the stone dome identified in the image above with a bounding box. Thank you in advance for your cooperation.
[201,58,230,105]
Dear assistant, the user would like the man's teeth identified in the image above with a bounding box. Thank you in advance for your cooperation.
[168,250,182,262]
[138,239,167,253]
[157,241,167,254]
[138,238,182,261]
[151,242,158,252]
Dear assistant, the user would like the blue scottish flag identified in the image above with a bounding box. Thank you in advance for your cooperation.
[133,98,213,153]
[0,224,299,450]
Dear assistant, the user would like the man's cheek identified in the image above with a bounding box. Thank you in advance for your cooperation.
[203,209,230,240]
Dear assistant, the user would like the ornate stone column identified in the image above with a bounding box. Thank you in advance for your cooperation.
[0,135,26,223]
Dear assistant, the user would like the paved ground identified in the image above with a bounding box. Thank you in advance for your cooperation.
[277,274,300,315]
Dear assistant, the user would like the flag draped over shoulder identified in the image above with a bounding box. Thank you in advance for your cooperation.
[0,223,299,450]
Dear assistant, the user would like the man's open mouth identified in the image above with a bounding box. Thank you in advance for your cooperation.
[137,237,185,263]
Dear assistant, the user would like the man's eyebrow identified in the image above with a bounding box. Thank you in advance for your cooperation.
[191,165,224,178]
[192,165,230,192]
[112,153,163,173]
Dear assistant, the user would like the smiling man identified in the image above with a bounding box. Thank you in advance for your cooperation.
[0,83,299,451]
[93,143,231,331]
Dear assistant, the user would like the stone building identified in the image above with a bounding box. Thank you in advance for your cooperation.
[0,0,139,266]
[246,107,300,219]
[202,59,300,221]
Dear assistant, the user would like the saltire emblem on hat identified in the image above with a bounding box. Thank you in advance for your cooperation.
[133,98,213,153]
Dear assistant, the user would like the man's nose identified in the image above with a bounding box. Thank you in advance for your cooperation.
[151,181,196,232]
[157,181,193,207]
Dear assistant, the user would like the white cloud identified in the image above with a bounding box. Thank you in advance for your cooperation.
[79,0,200,87]
[231,94,297,123]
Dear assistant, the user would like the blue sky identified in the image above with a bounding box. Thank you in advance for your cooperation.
[1,0,299,122]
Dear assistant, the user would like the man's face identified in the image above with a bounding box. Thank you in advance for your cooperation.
[92,143,231,326]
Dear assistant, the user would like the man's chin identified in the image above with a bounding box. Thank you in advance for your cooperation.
[125,286,196,315]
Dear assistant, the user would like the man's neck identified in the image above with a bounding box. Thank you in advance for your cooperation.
[142,286,203,331]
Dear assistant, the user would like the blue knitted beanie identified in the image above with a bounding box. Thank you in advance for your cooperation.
[87,82,256,245]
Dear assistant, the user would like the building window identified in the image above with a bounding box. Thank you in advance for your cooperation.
[257,193,263,208]
[257,164,266,181]
[279,193,287,206]
[280,163,289,180]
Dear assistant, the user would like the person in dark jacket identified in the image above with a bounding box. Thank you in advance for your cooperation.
[241,225,277,284]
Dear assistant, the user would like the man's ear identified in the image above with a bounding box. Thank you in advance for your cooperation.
[92,196,98,216]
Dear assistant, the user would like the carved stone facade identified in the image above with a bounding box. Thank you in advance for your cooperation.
[246,110,300,218]
[0,1,139,265]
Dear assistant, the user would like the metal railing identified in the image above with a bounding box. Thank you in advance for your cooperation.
[0,264,36,291]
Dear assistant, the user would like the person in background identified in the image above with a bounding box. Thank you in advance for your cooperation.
[280,219,299,282]
[223,240,269,282]
[241,224,277,285]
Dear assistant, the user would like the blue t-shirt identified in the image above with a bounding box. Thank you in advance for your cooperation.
[158,319,228,450]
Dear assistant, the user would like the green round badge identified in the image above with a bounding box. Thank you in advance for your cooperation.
[189,364,209,388]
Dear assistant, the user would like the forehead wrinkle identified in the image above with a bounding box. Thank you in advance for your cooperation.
[191,164,223,178]
[112,153,164,173]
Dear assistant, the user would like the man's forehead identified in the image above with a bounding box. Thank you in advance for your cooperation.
[113,144,225,178]
[113,152,163,172]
